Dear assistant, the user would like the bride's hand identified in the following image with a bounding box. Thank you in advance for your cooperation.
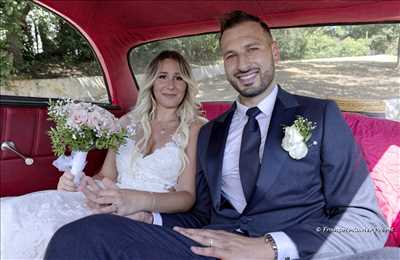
[57,171,77,192]
[92,178,147,216]
[79,176,104,210]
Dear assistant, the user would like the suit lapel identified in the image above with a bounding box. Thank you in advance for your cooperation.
[245,87,299,212]
[207,103,236,209]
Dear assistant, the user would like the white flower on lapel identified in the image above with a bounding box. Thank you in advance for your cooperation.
[281,116,316,160]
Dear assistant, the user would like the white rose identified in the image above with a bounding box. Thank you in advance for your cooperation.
[281,125,308,159]
[288,142,308,159]
[282,125,303,151]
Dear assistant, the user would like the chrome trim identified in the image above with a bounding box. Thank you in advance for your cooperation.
[1,141,34,165]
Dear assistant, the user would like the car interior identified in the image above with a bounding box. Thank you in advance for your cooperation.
[0,0,399,247]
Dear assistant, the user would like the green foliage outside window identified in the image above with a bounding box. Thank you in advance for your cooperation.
[273,25,399,61]
[131,24,399,73]
[0,0,100,83]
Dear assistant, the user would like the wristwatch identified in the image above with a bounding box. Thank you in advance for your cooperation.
[264,233,278,260]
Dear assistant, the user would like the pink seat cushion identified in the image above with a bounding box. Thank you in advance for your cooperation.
[370,145,400,246]
[344,113,400,246]
[201,103,400,246]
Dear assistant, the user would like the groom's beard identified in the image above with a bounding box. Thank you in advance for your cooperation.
[227,63,275,98]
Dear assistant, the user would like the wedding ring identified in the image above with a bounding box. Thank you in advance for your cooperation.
[208,238,213,247]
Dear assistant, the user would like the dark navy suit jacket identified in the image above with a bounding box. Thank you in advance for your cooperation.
[162,87,385,257]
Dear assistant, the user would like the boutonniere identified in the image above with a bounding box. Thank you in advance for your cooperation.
[281,116,317,160]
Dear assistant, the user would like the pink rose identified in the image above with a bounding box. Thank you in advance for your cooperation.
[87,109,103,129]
[69,109,88,126]
[101,116,114,131]
[107,120,121,134]
[66,103,88,127]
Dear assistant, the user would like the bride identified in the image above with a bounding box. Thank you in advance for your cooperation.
[0,50,205,259]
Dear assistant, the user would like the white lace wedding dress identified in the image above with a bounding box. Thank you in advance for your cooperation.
[0,135,182,260]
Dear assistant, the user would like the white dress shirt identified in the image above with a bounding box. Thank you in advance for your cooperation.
[154,85,299,260]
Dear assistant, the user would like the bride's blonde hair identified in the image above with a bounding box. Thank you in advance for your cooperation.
[127,50,203,174]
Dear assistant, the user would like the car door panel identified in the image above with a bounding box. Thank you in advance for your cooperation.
[0,105,123,197]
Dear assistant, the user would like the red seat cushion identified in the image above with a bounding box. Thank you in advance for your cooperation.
[344,113,400,246]
[201,102,232,120]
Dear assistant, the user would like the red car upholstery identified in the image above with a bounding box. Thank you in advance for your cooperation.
[343,113,400,246]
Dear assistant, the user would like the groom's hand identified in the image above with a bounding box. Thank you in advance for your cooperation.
[174,227,275,260]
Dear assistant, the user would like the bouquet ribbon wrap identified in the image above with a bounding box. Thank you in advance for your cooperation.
[53,151,88,185]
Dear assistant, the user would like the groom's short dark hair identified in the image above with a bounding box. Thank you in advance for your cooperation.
[219,10,273,41]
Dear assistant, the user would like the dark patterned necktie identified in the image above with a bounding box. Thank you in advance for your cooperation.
[239,107,262,202]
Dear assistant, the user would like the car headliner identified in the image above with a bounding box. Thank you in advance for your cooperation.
[33,0,400,109]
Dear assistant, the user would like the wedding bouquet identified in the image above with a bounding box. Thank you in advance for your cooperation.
[48,99,126,184]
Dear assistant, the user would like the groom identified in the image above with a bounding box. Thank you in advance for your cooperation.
[45,10,388,259]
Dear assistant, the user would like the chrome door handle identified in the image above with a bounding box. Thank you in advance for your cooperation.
[1,141,34,165]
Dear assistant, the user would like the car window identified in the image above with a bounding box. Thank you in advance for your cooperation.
[0,1,109,103]
[129,24,399,121]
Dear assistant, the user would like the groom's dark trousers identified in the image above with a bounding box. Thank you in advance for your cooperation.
[45,88,386,259]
